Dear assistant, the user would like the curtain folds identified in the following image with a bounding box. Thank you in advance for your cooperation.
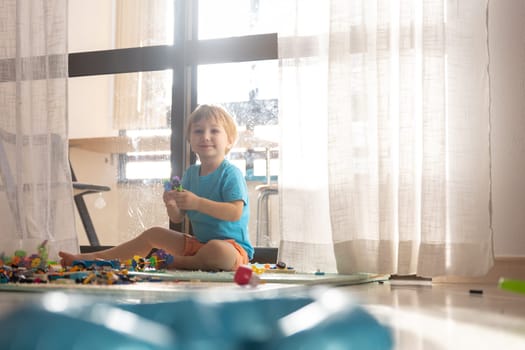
[0,0,77,258]
[278,0,493,277]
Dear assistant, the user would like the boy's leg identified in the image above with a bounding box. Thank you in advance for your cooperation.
[59,227,186,266]
[171,239,247,271]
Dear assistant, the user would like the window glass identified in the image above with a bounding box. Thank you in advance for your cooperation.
[68,0,173,52]
[124,157,171,180]
[121,129,172,181]
[198,0,286,40]
[198,60,279,180]
[198,60,280,247]
[68,71,172,246]
[69,70,172,141]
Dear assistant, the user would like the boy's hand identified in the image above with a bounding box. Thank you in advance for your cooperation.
[163,189,185,222]
[163,190,179,208]
[173,190,201,211]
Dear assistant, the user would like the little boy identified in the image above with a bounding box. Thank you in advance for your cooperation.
[60,105,253,271]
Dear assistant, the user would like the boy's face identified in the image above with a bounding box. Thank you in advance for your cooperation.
[189,118,232,161]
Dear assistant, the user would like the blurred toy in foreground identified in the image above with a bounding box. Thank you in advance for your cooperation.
[0,288,394,349]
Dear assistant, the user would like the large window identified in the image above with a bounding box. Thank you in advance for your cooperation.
[68,0,280,247]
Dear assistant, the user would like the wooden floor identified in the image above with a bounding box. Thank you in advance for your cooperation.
[347,280,525,349]
[0,280,523,349]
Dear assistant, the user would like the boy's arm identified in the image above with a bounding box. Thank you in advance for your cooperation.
[195,197,243,222]
[166,202,185,223]
[174,190,243,222]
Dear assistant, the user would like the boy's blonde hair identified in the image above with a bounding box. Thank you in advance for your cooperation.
[186,104,238,154]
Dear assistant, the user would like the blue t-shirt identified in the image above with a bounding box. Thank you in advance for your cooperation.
[181,160,253,260]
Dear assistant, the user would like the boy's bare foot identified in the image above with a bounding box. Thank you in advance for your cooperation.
[58,251,82,267]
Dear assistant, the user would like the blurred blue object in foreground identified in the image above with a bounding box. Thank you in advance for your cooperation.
[0,287,392,349]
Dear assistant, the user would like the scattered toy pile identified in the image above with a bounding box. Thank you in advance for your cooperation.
[250,261,295,274]
[1,242,296,287]
[0,242,174,285]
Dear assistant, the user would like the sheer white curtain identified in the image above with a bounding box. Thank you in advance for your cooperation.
[0,0,77,258]
[278,0,493,277]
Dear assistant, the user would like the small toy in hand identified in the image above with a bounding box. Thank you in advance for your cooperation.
[164,176,183,192]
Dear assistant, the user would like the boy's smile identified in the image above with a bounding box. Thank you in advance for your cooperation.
[189,119,233,162]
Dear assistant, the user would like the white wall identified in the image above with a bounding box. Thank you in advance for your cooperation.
[68,0,117,139]
[489,0,525,256]
[68,0,114,53]
[69,75,117,139]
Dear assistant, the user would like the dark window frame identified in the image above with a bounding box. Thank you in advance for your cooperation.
[68,0,278,181]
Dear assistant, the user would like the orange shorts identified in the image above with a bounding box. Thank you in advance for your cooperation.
[182,234,249,270]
